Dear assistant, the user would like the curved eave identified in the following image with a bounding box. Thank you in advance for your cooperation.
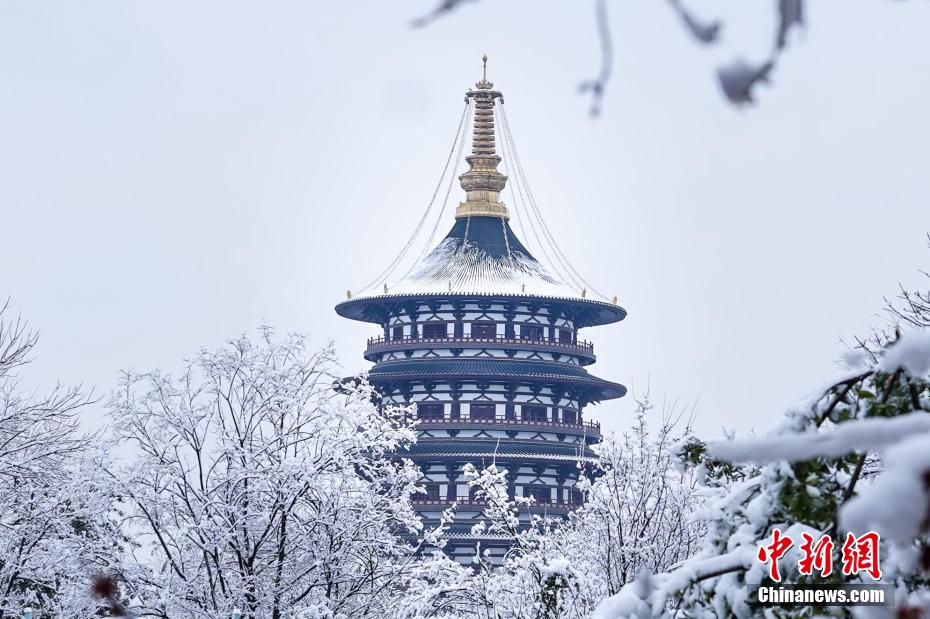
[335,293,626,328]
[403,438,598,462]
[369,358,626,401]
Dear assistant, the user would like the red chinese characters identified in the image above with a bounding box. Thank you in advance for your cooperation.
[841,532,882,580]
[757,528,794,582]
[798,533,834,577]
[757,530,882,581]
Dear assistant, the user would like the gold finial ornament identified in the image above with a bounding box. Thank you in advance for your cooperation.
[612,295,618,305]
[456,55,510,220]
[476,54,492,90]
[346,290,352,299]
[582,288,587,298]
[383,283,389,294]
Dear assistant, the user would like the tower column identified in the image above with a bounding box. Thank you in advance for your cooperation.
[407,304,419,339]
[445,464,458,502]
[451,384,462,420]
[453,302,465,338]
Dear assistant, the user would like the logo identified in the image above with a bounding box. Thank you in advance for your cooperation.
[756,529,882,582]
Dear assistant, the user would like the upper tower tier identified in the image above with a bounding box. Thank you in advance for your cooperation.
[336,57,625,328]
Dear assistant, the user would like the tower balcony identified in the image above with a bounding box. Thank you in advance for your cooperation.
[410,496,583,515]
[364,334,596,364]
[414,415,601,441]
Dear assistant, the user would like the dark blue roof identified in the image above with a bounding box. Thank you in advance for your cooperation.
[369,358,625,400]
[440,216,533,260]
[404,438,597,461]
[335,216,627,328]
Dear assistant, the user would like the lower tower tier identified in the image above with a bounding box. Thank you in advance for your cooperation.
[373,362,623,563]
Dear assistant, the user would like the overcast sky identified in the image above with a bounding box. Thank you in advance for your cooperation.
[3,0,928,439]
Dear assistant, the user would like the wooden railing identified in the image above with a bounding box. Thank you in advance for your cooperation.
[413,415,600,434]
[366,334,594,355]
[411,497,583,509]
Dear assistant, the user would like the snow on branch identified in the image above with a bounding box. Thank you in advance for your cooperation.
[706,330,930,463]
[412,0,812,108]
[708,412,930,463]
[840,433,930,548]
[591,545,757,618]
[880,329,930,377]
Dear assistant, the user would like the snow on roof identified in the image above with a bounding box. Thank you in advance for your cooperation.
[387,235,581,298]
[356,217,599,301]
[337,217,626,327]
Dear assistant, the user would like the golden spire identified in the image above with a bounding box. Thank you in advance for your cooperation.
[455,55,510,220]
[477,54,492,89]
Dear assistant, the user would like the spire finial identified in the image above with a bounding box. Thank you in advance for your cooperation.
[457,58,508,220]
[475,54,493,90]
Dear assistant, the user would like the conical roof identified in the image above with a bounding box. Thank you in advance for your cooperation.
[336,58,625,327]
[385,217,582,298]
[336,214,625,326]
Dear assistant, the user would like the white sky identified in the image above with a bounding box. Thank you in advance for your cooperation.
[2,0,928,439]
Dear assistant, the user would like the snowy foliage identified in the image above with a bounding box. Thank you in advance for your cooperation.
[106,329,425,618]
[593,281,930,618]
[396,398,705,619]
[0,303,124,617]
[5,245,930,617]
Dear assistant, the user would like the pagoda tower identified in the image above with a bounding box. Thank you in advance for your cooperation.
[335,59,626,563]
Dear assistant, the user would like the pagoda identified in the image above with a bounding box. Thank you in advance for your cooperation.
[335,58,626,563]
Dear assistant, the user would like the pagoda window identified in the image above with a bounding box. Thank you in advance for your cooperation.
[521,405,548,422]
[524,486,551,504]
[417,402,444,420]
[558,328,572,343]
[471,322,496,340]
[562,409,577,425]
[470,402,496,421]
[422,323,448,339]
[424,483,441,502]
[520,325,543,341]
[392,326,404,341]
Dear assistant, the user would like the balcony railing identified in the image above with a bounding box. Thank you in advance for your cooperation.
[366,334,594,355]
[412,415,600,435]
[411,497,583,510]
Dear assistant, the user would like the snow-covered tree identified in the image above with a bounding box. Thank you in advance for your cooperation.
[0,302,123,617]
[592,257,930,618]
[396,396,704,619]
[567,399,706,593]
[107,329,424,619]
